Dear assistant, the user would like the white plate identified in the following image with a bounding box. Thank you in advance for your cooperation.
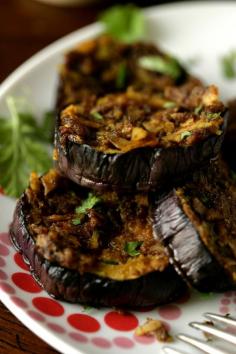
[1,2,236,354]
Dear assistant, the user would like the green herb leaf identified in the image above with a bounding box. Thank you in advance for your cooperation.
[138,55,182,80]
[206,112,221,120]
[101,259,119,265]
[180,131,192,140]
[73,193,101,225]
[124,241,143,257]
[0,97,52,198]
[99,4,145,43]
[221,51,236,79]
[194,105,203,115]
[82,305,93,313]
[116,62,127,89]
[91,111,103,121]
[163,101,176,109]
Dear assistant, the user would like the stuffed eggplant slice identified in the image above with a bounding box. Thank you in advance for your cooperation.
[56,34,194,110]
[10,170,185,307]
[56,84,227,192]
[153,159,236,292]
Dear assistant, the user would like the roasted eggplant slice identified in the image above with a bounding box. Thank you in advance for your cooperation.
[222,98,236,171]
[55,84,227,192]
[153,159,236,292]
[56,35,196,110]
[10,170,185,307]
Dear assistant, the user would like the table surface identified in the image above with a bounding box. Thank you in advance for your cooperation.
[0,0,165,352]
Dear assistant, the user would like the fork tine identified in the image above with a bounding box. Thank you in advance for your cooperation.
[162,347,187,354]
[177,333,231,354]
[190,321,236,345]
[204,312,236,327]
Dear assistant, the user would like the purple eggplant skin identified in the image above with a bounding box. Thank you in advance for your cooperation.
[153,191,235,293]
[55,113,227,192]
[10,195,186,308]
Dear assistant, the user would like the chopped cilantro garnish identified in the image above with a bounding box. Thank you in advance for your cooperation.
[91,111,103,121]
[221,50,236,79]
[194,105,203,115]
[99,4,145,43]
[72,193,101,225]
[180,131,192,140]
[116,62,127,89]
[101,259,119,265]
[138,55,182,80]
[163,101,176,109]
[124,241,143,257]
[206,112,221,120]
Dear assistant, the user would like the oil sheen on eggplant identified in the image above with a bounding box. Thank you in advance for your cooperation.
[10,170,186,307]
[55,84,227,192]
[153,159,236,292]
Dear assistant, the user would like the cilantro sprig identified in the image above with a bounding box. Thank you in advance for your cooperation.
[221,50,236,79]
[138,55,183,80]
[72,193,101,225]
[124,241,143,257]
[0,97,52,198]
[99,4,145,43]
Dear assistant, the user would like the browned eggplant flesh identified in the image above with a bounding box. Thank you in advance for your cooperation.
[154,159,236,292]
[57,35,192,110]
[10,170,186,307]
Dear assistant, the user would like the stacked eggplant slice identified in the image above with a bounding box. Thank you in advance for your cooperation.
[10,35,234,308]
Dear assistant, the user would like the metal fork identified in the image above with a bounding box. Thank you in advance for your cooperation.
[163,312,236,354]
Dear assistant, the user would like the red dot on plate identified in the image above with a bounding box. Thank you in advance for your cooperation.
[68,314,100,333]
[27,310,46,322]
[11,296,28,309]
[0,233,11,246]
[0,187,4,195]
[0,282,15,294]
[104,311,138,331]
[0,244,9,257]
[0,270,7,280]
[14,253,29,271]
[133,333,156,345]
[69,332,88,343]
[113,337,135,348]
[221,298,231,305]
[91,337,112,348]
[47,323,66,334]
[0,257,6,267]
[12,273,42,293]
[158,305,181,320]
[219,306,229,314]
[32,297,64,317]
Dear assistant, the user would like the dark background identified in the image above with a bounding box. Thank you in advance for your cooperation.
[0,0,180,353]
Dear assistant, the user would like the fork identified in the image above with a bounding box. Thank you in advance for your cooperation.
[163,312,236,354]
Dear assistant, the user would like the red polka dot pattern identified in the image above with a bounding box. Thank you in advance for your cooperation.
[11,296,28,309]
[104,311,138,331]
[0,257,5,267]
[0,233,11,246]
[0,187,4,195]
[33,297,64,316]
[28,310,46,322]
[0,270,7,280]
[113,337,135,348]
[221,298,230,305]
[219,306,229,314]
[91,337,112,348]
[14,253,29,271]
[0,244,9,256]
[0,282,15,294]
[133,334,155,344]
[158,305,181,320]
[68,314,100,333]
[12,273,42,293]
[47,323,66,334]
[69,332,88,343]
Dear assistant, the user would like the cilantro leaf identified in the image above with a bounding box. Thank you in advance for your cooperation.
[91,111,103,121]
[180,131,192,140]
[0,97,52,198]
[221,50,236,79]
[124,241,143,257]
[163,101,176,109]
[72,193,101,225]
[138,55,183,80]
[116,62,127,89]
[99,4,145,43]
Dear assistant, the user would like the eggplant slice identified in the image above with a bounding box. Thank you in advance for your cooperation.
[153,159,236,292]
[10,170,186,307]
[55,84,227,192]
[222,98,236,171]
[56,35,193,110]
